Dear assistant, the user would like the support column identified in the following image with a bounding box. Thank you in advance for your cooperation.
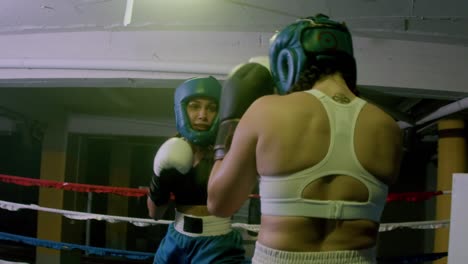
[106,142,131,249]
[434,119,466,263]
[36,117,68,264]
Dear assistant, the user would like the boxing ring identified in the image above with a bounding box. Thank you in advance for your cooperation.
[0,172,464,263]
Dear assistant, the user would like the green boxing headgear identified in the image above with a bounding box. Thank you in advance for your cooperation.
[174,76,221,146]
[269,14,356,95]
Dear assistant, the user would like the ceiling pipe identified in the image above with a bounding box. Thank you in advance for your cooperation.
[398,121,413,129]
[0,58,233,76]
[416,97,468,126]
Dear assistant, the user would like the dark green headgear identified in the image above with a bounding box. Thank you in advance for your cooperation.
[269,14,356,94]
[174,76,221,146]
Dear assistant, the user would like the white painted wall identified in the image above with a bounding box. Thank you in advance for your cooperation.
[67,114,176,137]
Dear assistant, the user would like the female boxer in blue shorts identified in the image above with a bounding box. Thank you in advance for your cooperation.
[147,76,246,264]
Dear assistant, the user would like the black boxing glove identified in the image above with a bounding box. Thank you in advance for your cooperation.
[149,137,193,206]
[214,62,274,160]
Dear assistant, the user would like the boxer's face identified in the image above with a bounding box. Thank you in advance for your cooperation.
[186,97,218,131]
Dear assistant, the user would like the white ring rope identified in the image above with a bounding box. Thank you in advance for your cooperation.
[0,200,171,227]
[379,220,450,232]
[0,200,449,233]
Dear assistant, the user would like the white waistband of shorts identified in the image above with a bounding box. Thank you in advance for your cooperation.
[173,211,232,237]
[252,241,376,264]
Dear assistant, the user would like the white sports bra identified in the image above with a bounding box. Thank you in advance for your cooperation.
[259,90,388,222]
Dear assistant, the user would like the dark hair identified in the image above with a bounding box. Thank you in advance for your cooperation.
[288,55,358,95]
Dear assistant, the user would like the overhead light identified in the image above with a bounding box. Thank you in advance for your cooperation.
[123,0,134,26]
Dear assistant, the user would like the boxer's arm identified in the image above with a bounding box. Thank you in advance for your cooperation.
[208,62,273,217]
[385,116,403,185]
[208,96,270,217]
[147,196,171,219]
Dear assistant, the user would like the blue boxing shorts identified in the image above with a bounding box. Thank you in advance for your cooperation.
[153,212,247,264]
